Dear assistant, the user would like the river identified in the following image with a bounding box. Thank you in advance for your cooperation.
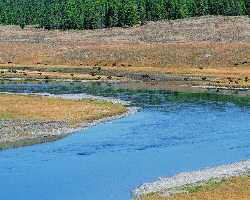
[0,81,250,200]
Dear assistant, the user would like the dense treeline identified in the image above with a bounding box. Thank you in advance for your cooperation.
[0,0,250,29]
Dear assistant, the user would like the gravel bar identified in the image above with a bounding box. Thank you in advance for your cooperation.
[132,160,250,199]
[0,106,137,150]
[0,92,130,105]
[0,92,138,150]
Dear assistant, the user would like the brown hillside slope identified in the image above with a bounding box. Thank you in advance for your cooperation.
[0,16,250,80]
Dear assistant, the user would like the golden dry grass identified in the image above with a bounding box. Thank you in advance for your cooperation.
[138,176,250,200]
[1,64,250,81]
[101,65,250,79]
[0,94,126,126]
[1,16,250,80]
[0,69,123,81]
[208,77,250,88]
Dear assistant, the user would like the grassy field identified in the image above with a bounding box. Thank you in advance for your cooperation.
[1,16,250,86]
[0,16,250,69]
[0,94,126,126]
[137,176,250,200]
[0,68,125,81]
[0,94,126,149]
[209,77,250,88]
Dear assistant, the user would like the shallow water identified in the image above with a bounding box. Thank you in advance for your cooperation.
[0,82,250,200]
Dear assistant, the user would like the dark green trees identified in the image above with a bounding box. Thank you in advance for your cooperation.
[0,0,250,30]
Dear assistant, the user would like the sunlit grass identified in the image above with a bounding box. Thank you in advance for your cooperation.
[0,69,123,81]
[0,94,126,126]
[137,176,250,200]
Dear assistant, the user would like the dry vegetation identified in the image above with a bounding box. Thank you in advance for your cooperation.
[137,176,250,200]
[0,94,126,126]
[209,77,250,88]
[1,16,250,80]
[0,94,126,149]
[0,69,123,81]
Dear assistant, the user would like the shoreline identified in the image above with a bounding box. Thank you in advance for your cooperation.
[132,160,250,199]
[1,72,250,97]
[0,92,131,105]
[193,85,250,91]
[0,93,138,151]
[1,78,250,99]
[0,106,138,151]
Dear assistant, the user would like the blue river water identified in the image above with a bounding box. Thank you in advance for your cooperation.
[0,81,250,200]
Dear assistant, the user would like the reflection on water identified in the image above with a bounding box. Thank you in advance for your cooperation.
[0,81,250,200]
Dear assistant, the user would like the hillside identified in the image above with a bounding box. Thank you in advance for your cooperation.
[1,16,250,70]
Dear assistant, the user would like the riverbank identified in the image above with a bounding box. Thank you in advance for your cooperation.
[135,175,250,200]
[0,94,131,150]
[1,16,250,90]
[1,65,250,96]
[133,160,250,200]
[0,67,126,82]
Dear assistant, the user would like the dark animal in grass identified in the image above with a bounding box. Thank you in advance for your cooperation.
[245,77,248,82]
[107,75,112,80]
[201,77,207,81]
[142,74,150,80]
[184,77,189,81]
[7,61,12,64]
[70,73,74,77]
[235,61,248,65]
[227,78,233,83]
[112,63,117,67]
[97,76,101,80]
[44,76,49,79]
